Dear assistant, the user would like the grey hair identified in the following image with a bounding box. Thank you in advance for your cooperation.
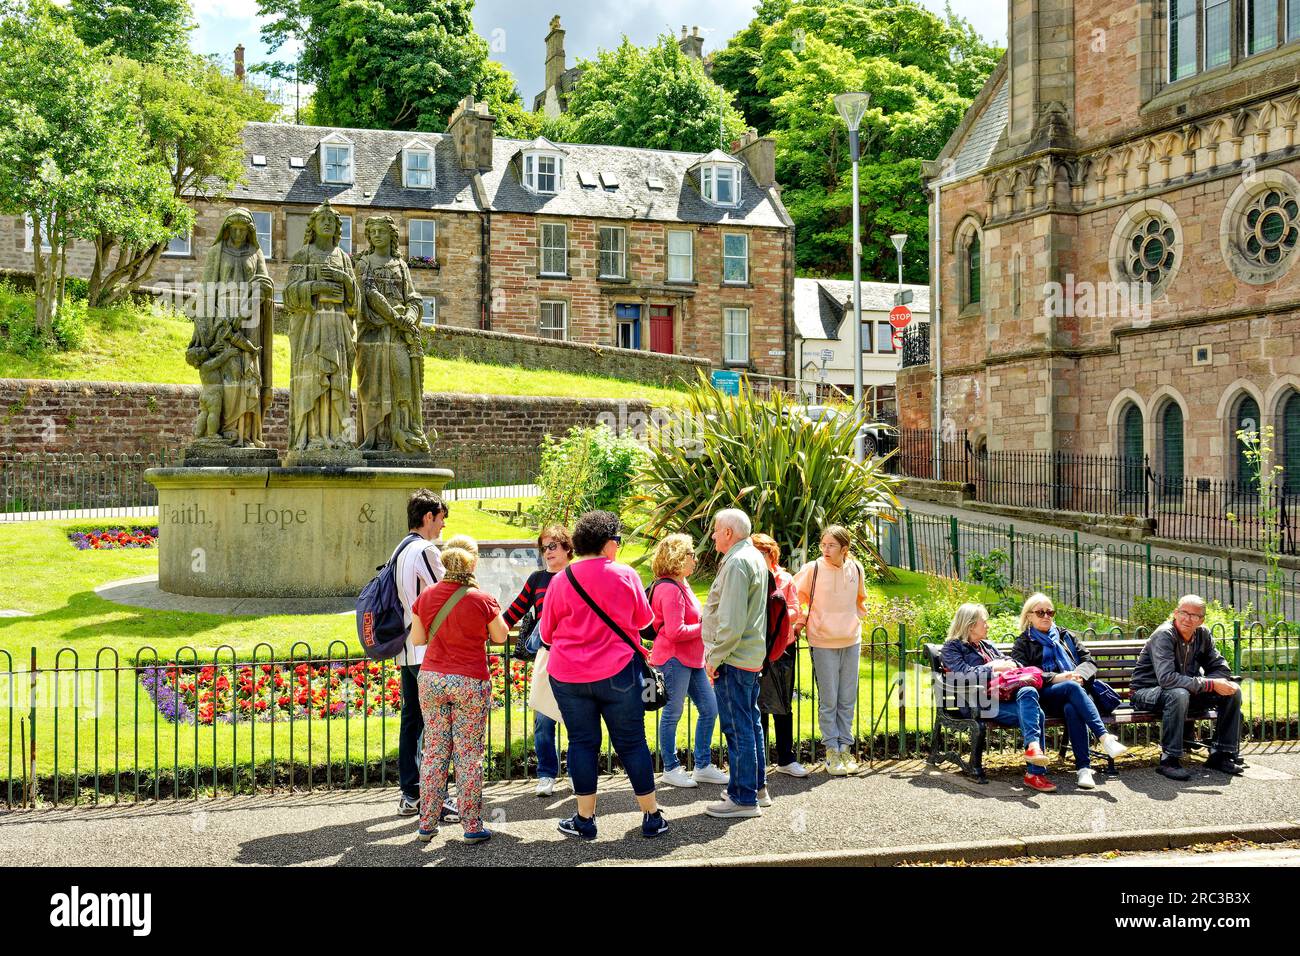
[713,508,752,538]
[1174,594,1207,616]
[947,603,990,643]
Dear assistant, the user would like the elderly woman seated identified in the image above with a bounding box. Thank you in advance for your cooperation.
[941,602,1057,793]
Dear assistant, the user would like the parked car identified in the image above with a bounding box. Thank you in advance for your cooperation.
[792,405,897,458]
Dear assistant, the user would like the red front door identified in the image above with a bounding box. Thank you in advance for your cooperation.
[649,305,674,354]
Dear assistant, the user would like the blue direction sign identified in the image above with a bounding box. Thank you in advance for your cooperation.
[711,369,741,395]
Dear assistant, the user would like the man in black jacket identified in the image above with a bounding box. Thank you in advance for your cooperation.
[1130,595,1243,781]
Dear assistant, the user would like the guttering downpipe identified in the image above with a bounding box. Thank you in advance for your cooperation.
[930,177,943,478]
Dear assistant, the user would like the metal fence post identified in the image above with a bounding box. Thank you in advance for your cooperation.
[897,623,908,756]
[28,647,36,808]
[1069,531,1080,606]
[949,516,961,578]
[905,509,917,571]
[1008,525,1016,586]
[1227,555,1236,610]
[1232,619,1242,675]
[1145,542,1153,599]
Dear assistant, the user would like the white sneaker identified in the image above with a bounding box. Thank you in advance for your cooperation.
[534,776,555,797]
[661,767,698,788]
[776,761,809,778]
[840,750,861,774]
[691,764,730,785]
[1099,733,1129,759]
[825,749,848,776]
[704,796,761,818]
[756,787,773,807]
[1076,767,1097,790]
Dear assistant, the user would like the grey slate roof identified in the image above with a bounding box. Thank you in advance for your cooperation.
[222,122,792,228]
[481,138,790,227]
[793,277,930,341]
[949,76,1008,180]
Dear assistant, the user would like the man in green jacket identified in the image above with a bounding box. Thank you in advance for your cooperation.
[702,508,769,818]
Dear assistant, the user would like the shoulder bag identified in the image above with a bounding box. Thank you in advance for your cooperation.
[564,566,667,711]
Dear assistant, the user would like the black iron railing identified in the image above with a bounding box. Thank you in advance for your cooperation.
[900,324,930,367]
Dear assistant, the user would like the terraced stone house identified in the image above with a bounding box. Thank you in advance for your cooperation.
[1,97,795,380]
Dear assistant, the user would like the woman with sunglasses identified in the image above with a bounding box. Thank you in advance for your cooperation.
[1010,593,1128,790]
[539,511,665,840]
[503,524,573,797]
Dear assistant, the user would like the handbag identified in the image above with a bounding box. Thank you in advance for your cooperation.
[1088,677,1122,716]
[527,647,564,723]
[511,608,539,662]
[989,665,1043,701]
[564,566,667,711]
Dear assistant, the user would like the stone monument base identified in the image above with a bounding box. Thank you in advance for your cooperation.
[145,465,453,598]
[360,449,435,467]
[180,443,281,468]
[282,447,367,468]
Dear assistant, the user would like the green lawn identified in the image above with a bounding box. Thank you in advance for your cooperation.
[1,517,1294,802]
[0,292,686,403]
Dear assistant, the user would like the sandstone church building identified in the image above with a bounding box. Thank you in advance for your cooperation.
[900,0,1300,491]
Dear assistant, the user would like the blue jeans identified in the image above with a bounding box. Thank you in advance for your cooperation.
[658,657,719,772]
[549,656,655,798]
[534,712,559,779]
[1040,679,1108,769]
[714,664,765,806]
[988,686,1047,776]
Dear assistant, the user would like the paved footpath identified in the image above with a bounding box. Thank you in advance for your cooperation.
[2,748,1298,867]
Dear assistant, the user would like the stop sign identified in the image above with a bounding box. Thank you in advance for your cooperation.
[889,305,912,330]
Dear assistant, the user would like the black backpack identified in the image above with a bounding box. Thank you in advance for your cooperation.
[639,577,688,642]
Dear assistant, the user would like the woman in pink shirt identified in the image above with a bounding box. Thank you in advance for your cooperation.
[540,510,665,841]
[647,534,727,789]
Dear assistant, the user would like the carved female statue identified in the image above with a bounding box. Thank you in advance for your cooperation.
[354,215,430,453]
[283,201,359,452]
[185,207,274,447]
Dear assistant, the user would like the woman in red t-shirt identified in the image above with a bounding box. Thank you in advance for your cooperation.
[411,544,509,843]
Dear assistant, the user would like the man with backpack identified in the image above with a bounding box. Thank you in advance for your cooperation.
[393,489,449,817]
[701,509,770,818]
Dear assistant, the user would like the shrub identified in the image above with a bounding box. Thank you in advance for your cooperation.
[1128,596,1176,632]
[1,281,85,353]
[634,372,900,574]
[967,548,1010,595]
[532,424,648,529]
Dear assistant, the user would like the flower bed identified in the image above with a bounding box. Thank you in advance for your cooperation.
[139,655,531,726]
[68,525,159,550]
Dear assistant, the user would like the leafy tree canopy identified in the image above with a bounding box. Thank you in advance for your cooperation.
[66,0,194,64]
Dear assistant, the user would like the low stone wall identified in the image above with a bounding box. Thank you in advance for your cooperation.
[0,378,653,457]
[895,477,974,507]
[419,324,710,388]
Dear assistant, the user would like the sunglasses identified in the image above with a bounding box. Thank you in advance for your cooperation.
[541,542,563,553]
[612,535,623,544]
[1033,609,1056,618]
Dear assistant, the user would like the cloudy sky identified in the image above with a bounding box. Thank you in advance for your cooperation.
[192,0,1006,108]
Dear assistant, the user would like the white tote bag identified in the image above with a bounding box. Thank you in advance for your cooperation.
[528,647,564,724]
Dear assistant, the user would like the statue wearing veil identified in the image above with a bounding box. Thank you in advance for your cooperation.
[184,207,274,452]
[354,215,431,455]
[283,201,359,455]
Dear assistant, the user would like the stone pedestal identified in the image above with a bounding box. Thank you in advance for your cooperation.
[282,448,367,468]
[145,465,452,598]
[360,449,435,467]
[180,443,281,468]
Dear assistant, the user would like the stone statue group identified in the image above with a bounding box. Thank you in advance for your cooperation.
[185,201,431,463]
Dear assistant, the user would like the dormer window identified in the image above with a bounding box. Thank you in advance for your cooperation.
[520,138,567,195]
[691,151,744,207]
[403,140,435,189]
[703,166,738,205]
[320,135,354,185]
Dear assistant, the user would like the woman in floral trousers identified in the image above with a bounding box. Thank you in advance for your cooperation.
[410,544,510,843]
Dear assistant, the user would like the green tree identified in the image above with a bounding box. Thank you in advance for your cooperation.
[255,0,532,135]
[66,0,194,63]
[0,0,176,333]
[713,0,1001,278]
[86,55,277,307]
[556,34,747,154]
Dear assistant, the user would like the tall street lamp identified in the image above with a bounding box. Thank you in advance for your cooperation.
[888,233,907,421]
[834,91,870,461]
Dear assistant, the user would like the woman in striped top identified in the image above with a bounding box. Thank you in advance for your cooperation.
[504,524,572,796]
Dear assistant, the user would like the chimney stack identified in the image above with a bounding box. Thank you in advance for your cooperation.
[545,15,567,92]
[448,96,496,172]
[678,25,704,61]
[731,127,777,188]
[234,43,245,82]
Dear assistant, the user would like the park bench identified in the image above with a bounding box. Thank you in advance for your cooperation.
[922,638,1236,783]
